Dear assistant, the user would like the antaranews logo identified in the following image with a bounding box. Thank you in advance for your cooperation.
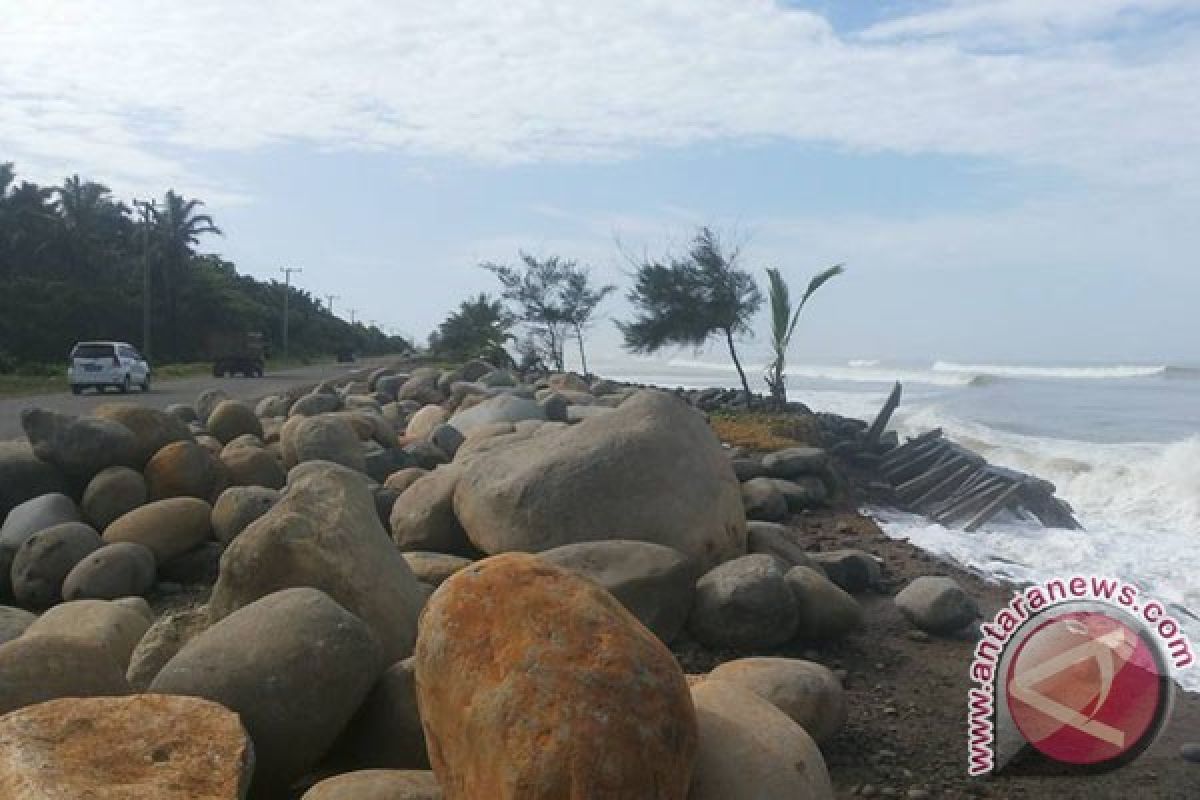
[967,575,1193,776]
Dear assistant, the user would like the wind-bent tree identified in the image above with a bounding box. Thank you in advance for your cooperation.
[763,264,845,409]
[482,253,572,371]
[560,264,615,377]
[618,227,763,400]
[151,190,222,360]
[428,293,515,365]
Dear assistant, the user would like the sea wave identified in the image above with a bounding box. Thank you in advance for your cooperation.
[932,361,1175,380]
[847,359,879,368]
[870,407,1200,689]
[664,358,980,388]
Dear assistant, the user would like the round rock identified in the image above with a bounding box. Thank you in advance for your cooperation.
[689,554,799,649]
[707,657,847,744]
[81,466,147,530]
[206,399,264,445]
[62,542,158,601]
[10,521,102,608]
[102,497,213,565]
[211,486,279,545]
[894,575,979,635]
[144,440,229,501]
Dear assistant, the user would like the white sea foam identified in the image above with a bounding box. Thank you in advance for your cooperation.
[873,406,1200,689]
[661,358,981,388]
[932,361,1168,380]
[848,359,880,368]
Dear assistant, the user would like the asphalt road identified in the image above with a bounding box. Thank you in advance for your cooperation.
[0,357,398,440]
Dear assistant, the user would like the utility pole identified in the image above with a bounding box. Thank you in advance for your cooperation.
[134,198,156,361]
[325,294,338,316]
[279,267,303,360]
[349,308,357,325]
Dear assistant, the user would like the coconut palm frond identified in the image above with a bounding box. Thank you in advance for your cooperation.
[786,263,844,343]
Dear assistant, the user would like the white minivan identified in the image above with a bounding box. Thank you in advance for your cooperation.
[67,341,151,394]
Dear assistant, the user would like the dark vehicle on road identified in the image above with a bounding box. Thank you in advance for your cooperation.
[208,331,267,377]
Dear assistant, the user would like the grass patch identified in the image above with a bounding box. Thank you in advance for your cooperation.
[710,410,824,452]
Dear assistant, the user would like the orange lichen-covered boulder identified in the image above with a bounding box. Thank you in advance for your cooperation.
[414,553,698,799]
[0,694,254,799]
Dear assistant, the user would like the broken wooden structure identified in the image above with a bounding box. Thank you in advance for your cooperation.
[863,382,1082,532]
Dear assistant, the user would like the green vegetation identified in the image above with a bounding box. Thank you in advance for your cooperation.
[482,253,614,375]
[427,293,515,366]
[618,227,763,399]
[0,162,410,372]
[764,263,844,409]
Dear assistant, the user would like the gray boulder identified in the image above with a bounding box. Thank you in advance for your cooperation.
[282,415,367,473]
[0,634,129,715]
[689,554,798,649]
[745,521,817,570]
[539,392,569,422]
[163,403,199,424]
[211,486,279,545]
[786,566,863,640]
[539,540,696,643]
[220,445,286,489]
[772,476,828,511]
[389,465,474,557]
[125,607,210,690]
[0,605,36,645]
[761,446,829,479]
[256,394,292,418]
[10,522,102,608]
[25,598,151,669]
[731,458,766,482]
[894,575,979,634]
[151,588,385,793]
[396,370,444,405]
[20,409,138,481]
[92,403,193,467]
[707,657,847,744]
[206,400,263,444]
[290,392,342,417]
[330,657,430,771]
[400,552,473,587]
[447,394,544,435]
[102,497,213,565]
[0,440,65,521]
[454,391,747,570]
[740,477,789,522]
[209,464,426,663]
[478,369,516,387]
[809,549,882,593]
[0,492,79,553]
[81,466,147,530]
[195,388,231,423]
[429,424,464,459]
[61,542,157,601]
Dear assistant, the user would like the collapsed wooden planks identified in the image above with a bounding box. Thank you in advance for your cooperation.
[878,428,1082,532]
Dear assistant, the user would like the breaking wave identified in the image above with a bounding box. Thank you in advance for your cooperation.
[932,361,1181,380]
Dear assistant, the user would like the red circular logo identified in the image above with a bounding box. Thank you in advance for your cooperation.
[1005,609,1167,766]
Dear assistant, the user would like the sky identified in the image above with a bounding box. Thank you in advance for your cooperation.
[2,0,1199,368]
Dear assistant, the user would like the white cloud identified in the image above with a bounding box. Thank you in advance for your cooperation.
[0,0,1197,197]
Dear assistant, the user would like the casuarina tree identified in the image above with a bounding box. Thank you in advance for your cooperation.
[763,263,844,409]
[618,227,763,400]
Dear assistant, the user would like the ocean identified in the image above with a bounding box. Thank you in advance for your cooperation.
[589,354,1200,689]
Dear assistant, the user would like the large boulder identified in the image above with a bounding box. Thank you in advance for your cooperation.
[125,607,210,690]
[415,554,697,799]
[786,566,864,640]
[454,391,746,570]
[447,394,544,435]
[81,466,147,530]
[0,606,36,645]
[92,403,192,466]
[195,388,231,423]
[61,542,157,601]
[689,554,799,649]
[389,465,474,556]
[211,486,279,545]
[400,552,473,587]
[256,394,292,418]
[894,575,979,634]
[289,391,342,417]
[302,770,442,800]
[0,492,79,554]
[209,464,426,663]
[332,656,429,770]
[746,521,817,570]
[144,440,228,501]
[0,694,254,800]
[10,521,102,608]
[0,634,129,715]
[151,588,384,794]
[220,444,286,488]
[772,476,828,511]
[688,679,833,800]
[206,399,263,444]
[538,540,696,643]
[406,405,448,439]
[707,657,847,744]
[21,409,138,482]
[809,549,882,593]
[741,477,789,522]
[102,497,213,565]
[24,598,151,669]
[761,446,829,479]
[0,440,64,521]
[396,370,444,405]
[282,414,367,473]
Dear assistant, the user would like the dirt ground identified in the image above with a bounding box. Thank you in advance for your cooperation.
[674,508,1200,800]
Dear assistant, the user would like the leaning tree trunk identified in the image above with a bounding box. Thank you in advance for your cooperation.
[574,324,589,377]
[724,327,753,404]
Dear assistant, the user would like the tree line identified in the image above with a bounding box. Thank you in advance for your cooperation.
[0,163,409,371]
[431,227,844,408]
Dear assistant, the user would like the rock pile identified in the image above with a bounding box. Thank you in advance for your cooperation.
[0,362,983,797]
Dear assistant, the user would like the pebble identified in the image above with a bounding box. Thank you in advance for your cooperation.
[1182,742,1200,763]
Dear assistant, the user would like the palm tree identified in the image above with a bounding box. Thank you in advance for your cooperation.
[53,175,125,278]
[763,263,845,409]
[152,190,222,360]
